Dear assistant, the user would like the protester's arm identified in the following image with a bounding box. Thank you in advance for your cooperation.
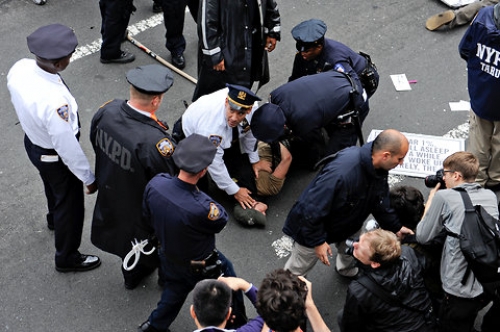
[299,276,331,332]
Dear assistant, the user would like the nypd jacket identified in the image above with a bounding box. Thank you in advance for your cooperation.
[341,246,433,332]
[283,142,401,248]
[90,99,177,258]
[270,70,367,137]
[459,6,500,121]
[289,38,367,83]
[198,0,281,87]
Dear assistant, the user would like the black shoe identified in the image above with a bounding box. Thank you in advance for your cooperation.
[124,276,143,290]
[138,321,167,332]
[56,254,101,272]
[171,53,185,69]
[152,2,162,13]
[100,51,135,64]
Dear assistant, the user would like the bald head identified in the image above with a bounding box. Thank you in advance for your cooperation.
[372,129,409,171]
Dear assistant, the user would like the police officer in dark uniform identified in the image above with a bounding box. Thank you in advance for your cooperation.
[251,70,368,169]
[7,24,101,273]
[289,19,379,98]
[99,0,136,63]
[138,134,247,332]
[90,65,177,289]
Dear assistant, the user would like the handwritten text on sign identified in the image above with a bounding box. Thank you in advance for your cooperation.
[367,130,466,178]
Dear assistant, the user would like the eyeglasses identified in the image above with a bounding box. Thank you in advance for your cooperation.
[442,170,455,174]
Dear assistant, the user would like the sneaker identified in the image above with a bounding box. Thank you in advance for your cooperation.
[100,51,135,64]
[171,52,185,69]
[32,0,47,5]
[335,266,359,279]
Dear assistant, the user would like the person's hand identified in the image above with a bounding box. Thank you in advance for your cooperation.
[234,187,256,209]
[213,59,225,71]
[85,181,97,194]
[422,182,440,218]
[314,242,332,266]
[396,226,414,239]
[265,36,277,52]
[252,160,272,178]
[298,276,314,307]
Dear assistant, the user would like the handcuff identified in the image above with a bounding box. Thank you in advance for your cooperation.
[122,238,156,271]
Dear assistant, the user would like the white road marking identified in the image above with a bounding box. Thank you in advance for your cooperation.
[272,121,470,258]
[71,14,164,62]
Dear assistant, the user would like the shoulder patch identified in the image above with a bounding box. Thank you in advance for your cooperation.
[209,135,223,147]
[99,99,114,109]
[56,104,69,122]
[334,63,346,73]
[208,202,220,220]
[156,138,174,157]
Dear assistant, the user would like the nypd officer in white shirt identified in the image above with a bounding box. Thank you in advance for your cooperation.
[7,24,101,273]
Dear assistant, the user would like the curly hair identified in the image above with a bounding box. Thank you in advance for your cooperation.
[256,269,307,332]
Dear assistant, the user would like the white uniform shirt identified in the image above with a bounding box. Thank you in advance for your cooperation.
[182,88,259,195]
[7,59,95,185]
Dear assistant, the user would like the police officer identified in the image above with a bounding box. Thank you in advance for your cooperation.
[179,84,270,226]
[90,65,177,289]
[138,134,247,332]
[7,24,101,272]
[289,19,379,98]
[251,70,368,170]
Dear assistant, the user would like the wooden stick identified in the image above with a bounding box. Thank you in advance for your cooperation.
[127,34,198,85]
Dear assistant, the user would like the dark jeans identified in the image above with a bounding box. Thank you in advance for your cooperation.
[99,0,135,59]
[148,249,246,330]
[24,135,84,266]
[160,0,198,54]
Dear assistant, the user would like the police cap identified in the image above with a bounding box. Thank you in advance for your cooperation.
[226,84,261,112]
[291,19,327,52]
[250,103,286,143]
[173,134,217,173]
[27,24,78,60]
[126,65,174,95]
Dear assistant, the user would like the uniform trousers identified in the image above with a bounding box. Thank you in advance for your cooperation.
[99,0,135,59]
[468,110,500,188]
[160,0,198,55]
[148,249,246,330]
[452,0,499,28]
[24,135,84,267]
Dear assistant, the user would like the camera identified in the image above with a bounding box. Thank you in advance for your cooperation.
[424,169,446,189]
[344,237,359,256]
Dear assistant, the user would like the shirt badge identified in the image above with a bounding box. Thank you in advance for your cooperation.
[56,104,69,122]
[156,138,174,157]
[209,135,222,147]
[208,202,220,220]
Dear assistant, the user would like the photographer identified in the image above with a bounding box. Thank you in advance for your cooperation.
[137,134,247,332]
[339,229,433,332]
[416,152,499,332]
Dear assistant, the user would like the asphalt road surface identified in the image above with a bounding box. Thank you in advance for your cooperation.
[0,0,473,331]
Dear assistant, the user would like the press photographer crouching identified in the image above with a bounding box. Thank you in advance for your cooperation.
[338,229,435,332]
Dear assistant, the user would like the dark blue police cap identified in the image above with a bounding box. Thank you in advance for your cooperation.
[173,134,217,173]
[226,84,261,111]
[250,103,286,143]
[291,19,327,52]
[126,65,174,95]
[27,24,78,60]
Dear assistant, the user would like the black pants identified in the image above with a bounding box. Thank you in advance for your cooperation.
[161,0,198,54]
[439,292,491,332]
[99,0,135,59]
[24,135,84,267]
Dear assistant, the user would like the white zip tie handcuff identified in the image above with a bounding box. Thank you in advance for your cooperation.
[122,238,156,271]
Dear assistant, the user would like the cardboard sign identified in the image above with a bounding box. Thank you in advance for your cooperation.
[367,130,466,178]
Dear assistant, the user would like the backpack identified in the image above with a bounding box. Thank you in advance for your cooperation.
[448,188,500,297]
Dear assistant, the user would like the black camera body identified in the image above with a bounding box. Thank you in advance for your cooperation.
[344,238,358,256]
[424,169,446,189]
